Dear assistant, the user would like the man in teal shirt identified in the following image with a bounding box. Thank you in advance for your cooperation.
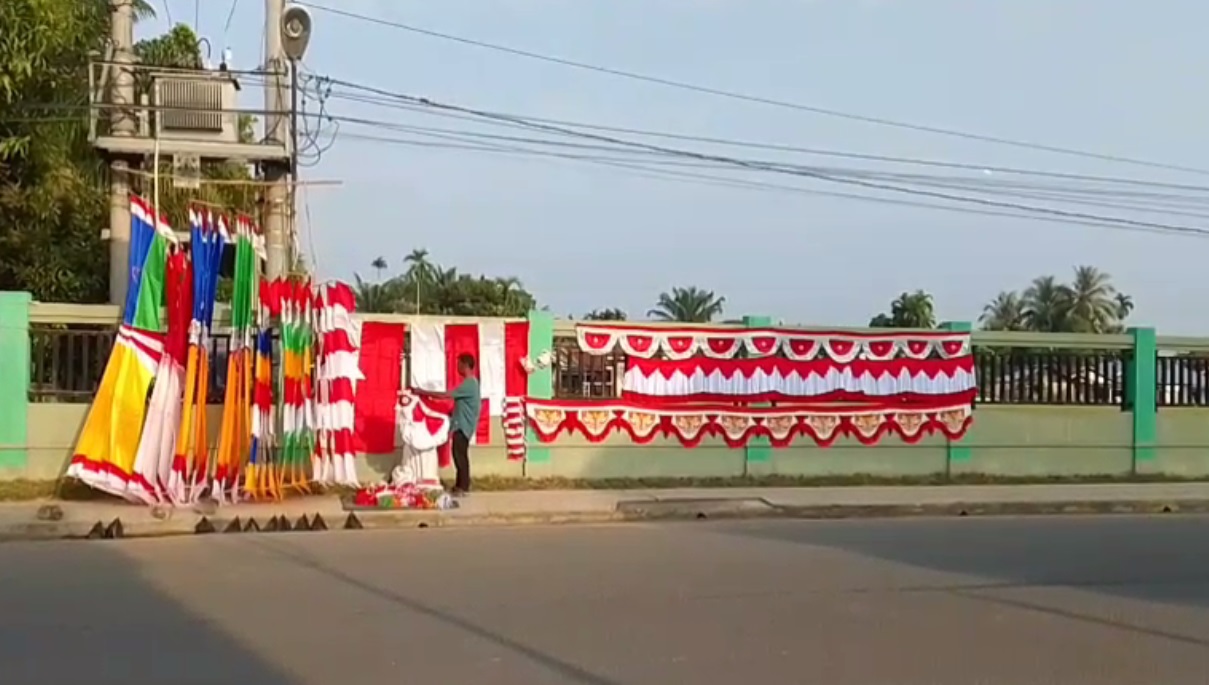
[447,353,481,495]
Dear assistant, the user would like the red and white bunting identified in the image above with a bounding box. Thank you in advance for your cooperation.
[576,324,971,362]
[623,356,976,403]
[408,321,530,459]
[526,398,973,448]
[314,281,363,486]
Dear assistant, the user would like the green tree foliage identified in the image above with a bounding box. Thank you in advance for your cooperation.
[647,286,726,323]
[979,266,1133,333]
[868,290,937,329]
[353,251,538,317]
[0,4,256,302]
[583,308,627,321]
[0,0,113,301]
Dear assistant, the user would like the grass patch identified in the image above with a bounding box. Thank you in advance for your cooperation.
[2,472,1206,503]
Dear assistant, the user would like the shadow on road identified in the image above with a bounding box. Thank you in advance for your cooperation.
[717,515,1209,611]
[251,537,623,685]
[0,541,298,685]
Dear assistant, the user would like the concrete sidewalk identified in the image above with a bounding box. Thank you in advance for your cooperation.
[3,482,1209,542]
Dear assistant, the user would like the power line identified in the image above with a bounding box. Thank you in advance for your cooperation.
[223,0,241,37]
[309,81,1209,237]
[322,81,1209,195]
[306,3,1209,176]
[331,115,1209,216]
[336,130,1209,238]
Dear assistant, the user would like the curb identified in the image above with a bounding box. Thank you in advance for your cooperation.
[1,498,1207,543]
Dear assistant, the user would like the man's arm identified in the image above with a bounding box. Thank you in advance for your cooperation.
[450,379,474,400]
[405,388,451,401]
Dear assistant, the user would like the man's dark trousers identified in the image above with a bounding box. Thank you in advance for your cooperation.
[451,430,471,493]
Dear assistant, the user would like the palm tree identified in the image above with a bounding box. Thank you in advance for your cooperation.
[353,274,396,313]
[980,291,1027,331]
[1064,265,1119,333]
[371,256,388,281]
[1022,275,1071,332]
[648,286,726,322]
[403,248,434,313]
[1115,292,1134,321]
[869,290,936,328]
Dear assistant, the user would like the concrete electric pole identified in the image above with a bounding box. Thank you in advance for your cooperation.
[107,0,136,306]
[263,0,290,279]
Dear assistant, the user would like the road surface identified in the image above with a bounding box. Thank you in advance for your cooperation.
[3,516,1209,684]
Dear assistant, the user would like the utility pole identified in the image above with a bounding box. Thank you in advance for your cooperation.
[264,0,290,279]
[107,0,136,306]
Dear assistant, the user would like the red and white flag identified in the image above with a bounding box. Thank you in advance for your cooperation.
[408,321,529,458]
[353,322,408,455]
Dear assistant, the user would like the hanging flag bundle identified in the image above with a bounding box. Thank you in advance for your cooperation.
[130,241,193,503]
[247,323,276,500]
[214,217,261,502]
[168,211,224,503]
[278,278,316,495]
[313,281,364,487]
[66,196,173,500]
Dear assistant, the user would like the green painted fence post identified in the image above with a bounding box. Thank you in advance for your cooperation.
[1128,327,1157,470]
[0,292,32,472]
[940,321,973,471]
[743,315,773,474]
[525,310,555,466]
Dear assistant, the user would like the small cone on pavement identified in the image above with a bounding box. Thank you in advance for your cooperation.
[86,521,105,540]
[243,517,261,533]
[224,517,243,533]
[104,518,124,539]
[277,515,293,532]
[310,514,328,531]
[264,516,280,532]
[194,517,216,534]
[295,514,311,531]
[344,513,362,530]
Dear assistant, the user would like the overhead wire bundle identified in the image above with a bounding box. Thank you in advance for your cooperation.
[277,3,1209,242]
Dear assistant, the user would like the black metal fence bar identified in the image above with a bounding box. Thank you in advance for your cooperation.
[1156,355,1209,407]
[29,325,116,402]
[28,325,244,404]
[973,347,1126,406]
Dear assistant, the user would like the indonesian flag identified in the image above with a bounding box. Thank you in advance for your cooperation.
[408,321,530,449]
[353,322,408,455]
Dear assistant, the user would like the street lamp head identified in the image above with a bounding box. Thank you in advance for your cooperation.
[281,5,313,61]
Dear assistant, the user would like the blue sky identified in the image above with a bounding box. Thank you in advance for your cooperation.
[148,1,1209,331]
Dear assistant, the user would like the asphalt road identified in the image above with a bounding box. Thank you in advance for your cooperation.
[3,516,1209,685]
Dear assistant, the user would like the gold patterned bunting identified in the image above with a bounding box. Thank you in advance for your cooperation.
[525,399,973,449]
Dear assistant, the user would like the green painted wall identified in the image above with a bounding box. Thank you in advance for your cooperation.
[0,292,31,475]
[10,308,1209,485]
[525,434,744,480]
[957,406,1133,477]
[1154,411,1209,476]
[14,401,1209,483]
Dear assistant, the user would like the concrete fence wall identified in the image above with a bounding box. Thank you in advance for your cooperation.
[5,291,1209,483]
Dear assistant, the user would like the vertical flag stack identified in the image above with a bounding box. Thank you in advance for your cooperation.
[313,281,364,487]
[247,277,277,500]
[214,217,260,502]
[168,211,224,503]
[66,197,173,500]
[130,240,193,503]
[278,278,316,494]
